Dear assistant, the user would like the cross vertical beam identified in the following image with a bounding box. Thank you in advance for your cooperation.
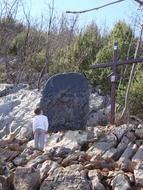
[89,43,143,125]
[110,42,118,124]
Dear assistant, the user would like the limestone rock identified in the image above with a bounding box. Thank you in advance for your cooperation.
[39,160,59,180]
[45,130,89,152]
[134,162,143,187]
[132,145,143,163]
[0,84,28,97]
[1,82,143,190]
[114,136,131,160]
[111,173,131,190]
[13,147,42,166]
[0,126,7,139]
[102,148,117,160]
[26,154,50,168]
[0,175,10,190]
[61,151,90,167]
[0,148,19,162]
[0,84,41,139]
[87,133,117,159]
[112,124,128,141]
[135,124,143,139]
[40,165,91,190]
[48,146,71,159]
[89,93,110,112]
[87,110,109,126]
[118,143,137,164]
[87,92,110,126]
[88,170,106,190]
[14,166,40,190]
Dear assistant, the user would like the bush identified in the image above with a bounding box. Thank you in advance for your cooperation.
[31,50,46,72]
[117,70,143,114]
[0,67,6,82]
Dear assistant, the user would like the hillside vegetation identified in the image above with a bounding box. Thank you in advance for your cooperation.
[0,1,143,117]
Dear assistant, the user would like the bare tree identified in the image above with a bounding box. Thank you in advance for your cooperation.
[13,1,47,86]
[0,0,20,82]
[37,0,55,90]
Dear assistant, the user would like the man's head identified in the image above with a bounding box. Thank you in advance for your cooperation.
[34,107,42,115]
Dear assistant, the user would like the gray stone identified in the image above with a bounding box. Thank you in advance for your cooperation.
[92,127,103,139]
[114,136,131,160]
[111,173,131,190]
[44,130,89,153]
[118,143,137,163]
[87,133,117,158]
[126,173,135,184]
[40,73,89,132]
[0,126,7,138]
[89,93,110,112]
[132,145,143,163]
[0,86,41,139]
[48,146,71,159]
[88,170,106,190]
[61,151,89,167]
[0,83,28,97]
[39,160,59,180]
[14,166,40,190]
[87,105,110,127]
[112,124,128,141]
[27,154,50,168]
[135,125,143,139]
[13,147,41,166]
[0,175,10,190]
[102,148,117,160]
[40,165,92,190]
[117,143,138,172]
[134,162,143,187]
[0,148,19,162]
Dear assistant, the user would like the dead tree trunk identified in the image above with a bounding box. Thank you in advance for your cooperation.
[37,0,54,90]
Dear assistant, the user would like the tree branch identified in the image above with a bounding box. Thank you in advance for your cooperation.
[66,0,125,14]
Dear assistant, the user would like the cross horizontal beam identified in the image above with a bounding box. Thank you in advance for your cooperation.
[90,57,143,69]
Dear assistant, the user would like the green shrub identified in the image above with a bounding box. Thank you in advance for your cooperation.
[31,50,46,72]
[117,70,143,114]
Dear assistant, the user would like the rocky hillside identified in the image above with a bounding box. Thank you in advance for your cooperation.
[0,83,143,190]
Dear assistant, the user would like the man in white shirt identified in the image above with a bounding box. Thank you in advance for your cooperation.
[32,107,49,152]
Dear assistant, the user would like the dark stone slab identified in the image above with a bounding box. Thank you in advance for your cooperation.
[40,72,89,132]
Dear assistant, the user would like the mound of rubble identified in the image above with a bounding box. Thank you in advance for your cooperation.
[1,122,143,190]
[0,83,143,189]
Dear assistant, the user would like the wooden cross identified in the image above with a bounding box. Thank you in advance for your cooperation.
[90,42,143,124]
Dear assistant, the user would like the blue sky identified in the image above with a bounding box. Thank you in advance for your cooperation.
[22,0,139,31]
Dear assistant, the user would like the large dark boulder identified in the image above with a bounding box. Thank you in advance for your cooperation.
[40,73,89,132]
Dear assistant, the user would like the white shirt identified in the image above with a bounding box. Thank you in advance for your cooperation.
[32,115,49,132]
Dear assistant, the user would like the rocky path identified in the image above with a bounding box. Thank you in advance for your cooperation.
[1,121,143,190]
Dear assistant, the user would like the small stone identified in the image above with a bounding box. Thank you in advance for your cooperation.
[111,173,131,190]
